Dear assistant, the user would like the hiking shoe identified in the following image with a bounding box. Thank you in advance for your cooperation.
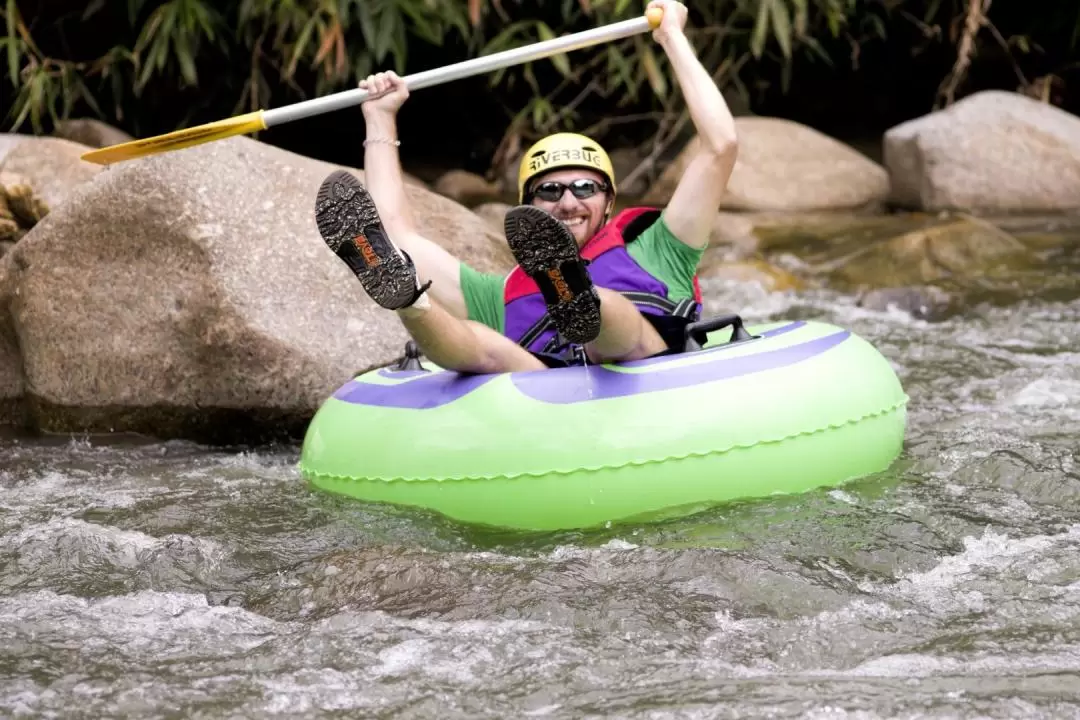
[315,170,430,310]
[504,205,602,345]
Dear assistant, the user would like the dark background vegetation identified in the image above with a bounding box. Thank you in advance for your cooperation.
[2,0,1077,180]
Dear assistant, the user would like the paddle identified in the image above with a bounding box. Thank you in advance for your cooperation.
[80,8,663,166]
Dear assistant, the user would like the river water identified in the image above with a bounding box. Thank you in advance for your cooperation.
[2,242,1080,718]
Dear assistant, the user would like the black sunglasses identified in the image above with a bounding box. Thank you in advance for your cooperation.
[530,178,608,202]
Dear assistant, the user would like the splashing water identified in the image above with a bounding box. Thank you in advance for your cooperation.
[2,279,1080,718]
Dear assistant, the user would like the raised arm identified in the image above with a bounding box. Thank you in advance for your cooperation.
[649,0,738,250]
[358,72,469,318]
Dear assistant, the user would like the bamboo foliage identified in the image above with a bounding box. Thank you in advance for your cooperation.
[0,0,1073,146]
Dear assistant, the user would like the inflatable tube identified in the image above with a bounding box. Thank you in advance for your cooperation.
[299,318,907,531]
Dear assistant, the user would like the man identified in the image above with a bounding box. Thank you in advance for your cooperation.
[314,0,737,373]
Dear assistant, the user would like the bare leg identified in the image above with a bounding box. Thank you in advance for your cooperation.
[585,288,668,363]
[398,299,546,373]
[315,170,544,373]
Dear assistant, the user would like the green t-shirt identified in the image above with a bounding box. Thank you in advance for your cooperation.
[460,211,704,334]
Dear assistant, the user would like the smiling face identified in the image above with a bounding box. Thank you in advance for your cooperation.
[526,167,613,248]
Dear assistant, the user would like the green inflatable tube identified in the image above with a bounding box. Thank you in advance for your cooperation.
[299,318,908,531]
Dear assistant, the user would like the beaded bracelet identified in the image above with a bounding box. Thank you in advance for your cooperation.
[363,137,401,147]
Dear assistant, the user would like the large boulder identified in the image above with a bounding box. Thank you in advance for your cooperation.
[52,118,135,149]
[0,136,104,211]
[884,90,1080,213]
[432,169,503,207]
[0,133,30,165]
[0,260,24,426]
[0,181,50,250]
[472,201,512,236]
[830,214,1030,289]
[644,117,890,212]
[0,135,513,442]
[736,211,1056,315]
[697,257,805,293]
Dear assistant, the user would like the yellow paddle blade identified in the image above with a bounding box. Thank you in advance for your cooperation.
[80,110,268,166]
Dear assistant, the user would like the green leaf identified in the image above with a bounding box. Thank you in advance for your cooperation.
[5,0,19,86]
[750,0,770,58]
[826,8,841,37]
[128,0,146,26]
[176,43,197,85]
[923,0,943,24]
[531,97,552,127]
[393,11,407,74]
[133,3,162,55]
[77,75,104,118]
[82,0,106,20]
[374,6,396,62]
[398,2,441,45]
[769,0,793,60]
[800,36,833,66]
[482,21,534,55]
[356,1,375,51]
[353,52,372,83]
[869,13,886,40]
[606,45,636,99]
[640,43,666,97]
[287,15,316,76]
[536,22,570,76]
[790,0,807,37]
[189,0,219,41]
[28,71,46,131]
[524,63,538,93]
[10,86,33,130]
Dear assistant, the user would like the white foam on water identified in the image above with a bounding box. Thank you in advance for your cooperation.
[878,525,1080,607]
[240,609,578,716]
[827,489,860,505]
[0,469,144,515]
[2,589,288,654]
[844,649,1080,679]
[2,517,228,580]
[370,638,436,677]
[800,708,888,720]
[174,447,301,483]
[546,538,640,562]
[522,703,564,717]
[697,277,794,319]
[259,668,383,715]
[311,608,558,640]
[0,679,48,719]
[1006,376,1080,415]
[6,516,160,553]
[1,587,277,629]
[692,524,1080,683]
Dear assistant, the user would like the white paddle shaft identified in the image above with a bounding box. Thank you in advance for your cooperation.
[263,15,657,128]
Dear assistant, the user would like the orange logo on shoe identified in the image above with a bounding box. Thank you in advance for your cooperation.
[352,234,380,267]
[546,268,573,303]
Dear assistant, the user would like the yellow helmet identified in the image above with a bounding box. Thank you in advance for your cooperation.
[517,132,616,203]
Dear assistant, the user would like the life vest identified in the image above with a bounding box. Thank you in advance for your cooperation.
[503,207,703,354]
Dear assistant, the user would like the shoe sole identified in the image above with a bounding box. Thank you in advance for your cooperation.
[314,170,418,310]
[504,205,601,345]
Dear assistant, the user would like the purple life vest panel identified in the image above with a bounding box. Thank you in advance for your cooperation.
[503,207,703,353]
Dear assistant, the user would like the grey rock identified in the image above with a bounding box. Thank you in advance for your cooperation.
[884,90,1080,213]
[0,135,513,442]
